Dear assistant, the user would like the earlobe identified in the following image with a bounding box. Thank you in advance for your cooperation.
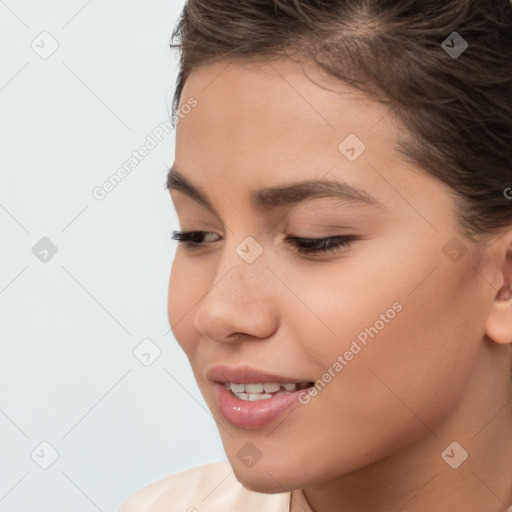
[485,240,512,345]
[486,303,512,344]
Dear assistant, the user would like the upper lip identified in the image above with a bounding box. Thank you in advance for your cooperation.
[206,364,312,384]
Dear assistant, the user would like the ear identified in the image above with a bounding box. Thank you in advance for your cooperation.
[485,234,512,344]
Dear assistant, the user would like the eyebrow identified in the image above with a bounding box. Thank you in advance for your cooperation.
[166,165,382,215]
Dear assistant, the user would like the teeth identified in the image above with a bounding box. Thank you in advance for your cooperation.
[245,383,264,393]
[226,382,308,400]
[233,392,273,401]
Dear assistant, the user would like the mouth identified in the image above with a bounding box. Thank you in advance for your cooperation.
[206,364,317,428]
[221,381,315,401]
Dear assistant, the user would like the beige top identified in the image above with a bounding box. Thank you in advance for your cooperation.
[117,461,512,512]
[117,461,294,512]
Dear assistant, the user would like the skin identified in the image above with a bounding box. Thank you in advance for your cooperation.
[167,57,512,512]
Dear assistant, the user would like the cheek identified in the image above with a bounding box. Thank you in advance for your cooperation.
[284,245,480,419]
[276,257,406,358]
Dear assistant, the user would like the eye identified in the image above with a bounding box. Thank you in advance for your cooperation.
[170,230,220,246]
[170,230,358,256]
[284,235,358,256]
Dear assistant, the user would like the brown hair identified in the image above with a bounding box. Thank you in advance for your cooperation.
[169,0,512,243]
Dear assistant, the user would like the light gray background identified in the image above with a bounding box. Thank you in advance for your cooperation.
[0,1,227,511]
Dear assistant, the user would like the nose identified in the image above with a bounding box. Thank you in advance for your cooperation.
[193,250,279,345]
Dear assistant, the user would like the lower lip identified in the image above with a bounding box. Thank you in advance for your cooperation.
[213,383,309,429]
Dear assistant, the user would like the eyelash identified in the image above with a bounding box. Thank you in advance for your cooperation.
[170,230,358,256]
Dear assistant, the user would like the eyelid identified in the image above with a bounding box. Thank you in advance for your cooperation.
[175,219,224,232]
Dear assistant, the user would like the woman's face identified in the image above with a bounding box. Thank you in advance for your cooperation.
[167,57,506,493]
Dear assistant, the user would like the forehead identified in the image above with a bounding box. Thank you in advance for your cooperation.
[178,57,392,136]
[177,60,392,168]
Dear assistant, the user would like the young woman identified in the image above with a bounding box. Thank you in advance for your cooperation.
[119,1,512,510]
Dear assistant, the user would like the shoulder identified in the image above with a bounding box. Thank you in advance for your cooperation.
[117,461,291,512]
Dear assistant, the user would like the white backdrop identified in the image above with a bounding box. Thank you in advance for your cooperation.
[0,1,227,511]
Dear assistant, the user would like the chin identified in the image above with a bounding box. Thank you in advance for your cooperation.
[230,459,303,494]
